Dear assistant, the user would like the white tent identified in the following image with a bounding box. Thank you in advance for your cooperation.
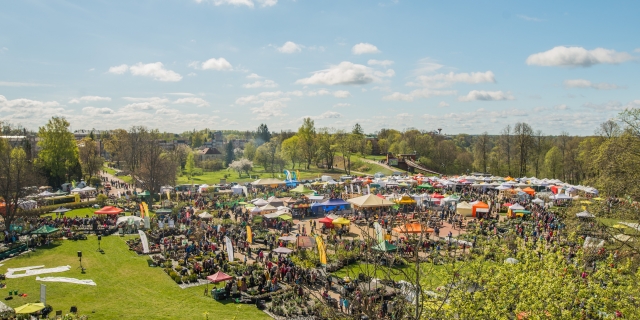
[532,198,545,205]
[198,212,213,219]
[576,210,595,218]
[70,187,84,193]
[253,199,269,206]
[250,206,262,213]
[38,191,55,197]
[231,185,244,195]
[117,216,143,225]
[456,201,473,217]
[510,204,525,210]
[81,186,96,192]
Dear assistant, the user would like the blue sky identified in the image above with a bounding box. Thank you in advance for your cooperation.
[1,0,639,135]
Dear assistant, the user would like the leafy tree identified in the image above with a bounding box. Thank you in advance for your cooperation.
[243,141,257,161]
[36,117,79,187]
[0,140,43,230]
[297,118,316,169]
[78,137,104,183]
[185,152,195,179]
[513,122,534,177]
[352,123,364,135]
[544,146,562,179]
[256,123,271,146]
[315,128,337,169]
[280,136,300,169]
[228,158,253,177]
[224,141,234,167]
[473,132,491,173]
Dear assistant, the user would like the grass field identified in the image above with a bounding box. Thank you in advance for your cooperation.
[40,208,98,219]
[0,236,269,320]
[176,165,344,186]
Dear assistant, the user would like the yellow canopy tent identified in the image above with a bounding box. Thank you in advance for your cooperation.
[332,217,351,225]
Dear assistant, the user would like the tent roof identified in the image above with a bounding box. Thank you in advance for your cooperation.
[472,201,489,208]
[332,217,351,225]
[347,194,394,208]
[30,225,59,234]
[290,185,314,193]
[252,178,286,186]
[318,217,334,224]
[207,271,233,283]
[457,201,473,209]
[273,247,293,254]
[372,240,397,252]
[137,190,151,196]
[94,206,124,215]
[319,198,350,206]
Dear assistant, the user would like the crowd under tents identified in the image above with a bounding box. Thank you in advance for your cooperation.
[347,194,395,208]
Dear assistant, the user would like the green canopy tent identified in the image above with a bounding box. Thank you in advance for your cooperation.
[290,185,314,194]
[155,208,173,215]
[372,240,397,252]
[30,225,59,235]
[416,183,434,190]
[277,214,293,221]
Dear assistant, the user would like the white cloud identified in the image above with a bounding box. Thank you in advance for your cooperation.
[166,92,195,96]
[333,90,351,98]
[407,71,495,88]
[308,111,341,120]
[173,97,210,107]
[582,101,625,111]
[367,59,394,67]
[438,101,449,108]
[277,41,303,53]
[526,46,635,67]
[383,89,456,102]
[352,43,380,55]
[307,89,331,97]
[554,104,570,110]
[333,103,351,108]
[121,97,170,111]
[0,47,7,53]
[235,91,302,105]
[69,96,111,104]
[251,100,286,118]
[458,90,514,102]
[88,68,95,72]
[0,82,52,87]
[0,95,61,113]
[247,73,262,79]
[82,107,114,115]
[243,80,278,88]
[296,62,380,85]
[517,14,542,22]
[125,62,182,81]
[635,48,640,53]
[188,72,197,76]
[197,0,276,8]
[200,57,233,71]
[108,64,129,74]
[413,58,444,75]
[563,79,621,90]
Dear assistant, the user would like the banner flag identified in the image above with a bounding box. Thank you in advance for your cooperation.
[315,235,327,265]
[246,226,252,243]
[225,236,234,262]
[374,222,384,243]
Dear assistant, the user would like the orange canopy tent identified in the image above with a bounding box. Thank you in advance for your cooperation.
[94,206,124,215]
[522,187,535,196]
[393,223,434,234]
[471,201,489,217]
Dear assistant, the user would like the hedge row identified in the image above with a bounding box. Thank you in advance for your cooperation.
[21,200,103,217]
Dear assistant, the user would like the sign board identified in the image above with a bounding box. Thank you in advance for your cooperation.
[40,284,46,305]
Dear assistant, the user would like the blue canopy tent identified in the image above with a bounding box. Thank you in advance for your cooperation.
[311,198,351,213]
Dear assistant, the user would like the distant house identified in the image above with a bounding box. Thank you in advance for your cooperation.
[197,148,223,161]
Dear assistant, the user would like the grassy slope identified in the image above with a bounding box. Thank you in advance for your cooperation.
[0,236,268,320]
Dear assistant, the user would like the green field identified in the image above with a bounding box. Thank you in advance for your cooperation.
[176,165,344,185]
[40,207,98,219]
[0,236,269,320]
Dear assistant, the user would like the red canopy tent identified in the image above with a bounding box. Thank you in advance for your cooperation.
[318,216,335,228]
[376,194,385,199]
[207,271,233,283]
[550,185,559,194]
[431,193,444,199]
[94,206,124,215]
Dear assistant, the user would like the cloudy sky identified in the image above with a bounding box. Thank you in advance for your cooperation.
[1,1,639,135]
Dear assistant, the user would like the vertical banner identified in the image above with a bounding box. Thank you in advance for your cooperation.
[138,230,150,253]
[165,190,170,201]
[357,185,361,194]
[367,184,371,194]
[246,226,252,243]
[139,204,145,218]
[344,186,348,194]
[315,235,327,266]
[40,284,46,305]
[374,222,384,243]
[225,236,234,262]
[350,184,354,194]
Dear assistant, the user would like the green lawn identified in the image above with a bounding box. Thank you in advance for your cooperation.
[0,236,269,320]
[102,167,116,176]
[177,165,343,185]
[40,207,98,219]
